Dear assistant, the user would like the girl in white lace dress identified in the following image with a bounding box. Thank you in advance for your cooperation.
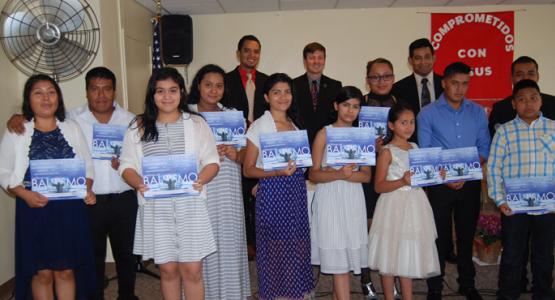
[310,86,371,300]
[368,103,440,300]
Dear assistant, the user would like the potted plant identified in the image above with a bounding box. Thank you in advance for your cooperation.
[474,213,502,263]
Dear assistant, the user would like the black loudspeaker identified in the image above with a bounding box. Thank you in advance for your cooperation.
[161,15,193,65]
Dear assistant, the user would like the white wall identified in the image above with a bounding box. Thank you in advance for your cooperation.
[1,0,554,286]
[0,0,105,284]
[0,0,23,284]
[188,5,555,96]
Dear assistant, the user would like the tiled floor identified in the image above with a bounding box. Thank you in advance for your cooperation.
[104,257,551,299]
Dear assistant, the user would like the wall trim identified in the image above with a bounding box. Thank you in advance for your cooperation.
[0,277,14,299]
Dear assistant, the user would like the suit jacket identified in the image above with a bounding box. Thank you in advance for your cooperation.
[293,73,342,144]
[222,66,269,122]
[392,73,443,115]
[488,92,555,136]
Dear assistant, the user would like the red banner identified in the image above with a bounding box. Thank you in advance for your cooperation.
[431,11,514,109]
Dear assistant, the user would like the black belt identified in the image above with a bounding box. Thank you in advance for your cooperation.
[96,190,134,203]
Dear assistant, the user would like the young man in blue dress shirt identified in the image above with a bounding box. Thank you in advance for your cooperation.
[417,62,491,300]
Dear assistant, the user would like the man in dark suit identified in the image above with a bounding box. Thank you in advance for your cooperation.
[222,35,269,124]
[392,38,443,115]
[489,56,555,136]
[293,42,342,145]
[222,35,269,259]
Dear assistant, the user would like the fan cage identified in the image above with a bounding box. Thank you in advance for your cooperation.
[0,0,100,82]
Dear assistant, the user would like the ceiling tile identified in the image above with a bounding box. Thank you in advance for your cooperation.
[447,0,500,6]
[134,0,554,15]
[390,0,450,7]
[500,0,555,3]
[219,0,279,13]
[336,0,395,9]
[279,0,338,11]
[164,1,224,15]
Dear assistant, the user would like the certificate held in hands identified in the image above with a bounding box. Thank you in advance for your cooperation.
[325,127,376,166]
[91,124,127,160]
[441,146,483,183]
[409,147,442,187]
[260,130,312,171]
[358,106,390,137]
[504,177,555,214]
[30,158,87,200]
[142,154,199,200]
[201,111,246,147]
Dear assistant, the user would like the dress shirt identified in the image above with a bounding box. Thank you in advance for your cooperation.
[307,77,321,94]
[486,115,554,207]
[414,72,436,106]
[70,103,135,194]
[417,93,491,159]
[239,67,257,89]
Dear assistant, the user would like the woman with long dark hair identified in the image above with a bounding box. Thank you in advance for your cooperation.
[0,74,96,299]
[188,64,251,299]
[243,73,313,299]
[119,67,220,300]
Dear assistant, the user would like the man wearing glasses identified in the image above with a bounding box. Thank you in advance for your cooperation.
[393,38,444,115]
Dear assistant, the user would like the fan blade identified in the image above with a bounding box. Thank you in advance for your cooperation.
[41,0,84,32]
[53,37,90,75]
[2,11,42,58]
[2,11,40,37]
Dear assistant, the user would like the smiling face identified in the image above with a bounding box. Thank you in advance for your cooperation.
[388,109,415,141]
[512,87,542,124]
[264,81,292,113]
[334,98,361,125]
[154,78,181,115]
[367,62,394,96]
[304,50,326,77]
[409,46,435,77]
[237,40,261,71]
[198,72,225,106]
[86,77,116,114]
[442,73,470,106]
[30,80,59,119]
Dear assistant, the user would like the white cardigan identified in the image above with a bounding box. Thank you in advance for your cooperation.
[246,110,299,169]
[118,113,220,205]
[0,119,94,190]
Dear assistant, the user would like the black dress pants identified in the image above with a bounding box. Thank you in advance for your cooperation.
[88,190,138,300]
[498,213,555,300]
[426,180,481,292]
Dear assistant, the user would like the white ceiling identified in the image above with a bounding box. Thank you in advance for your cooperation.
[135,0,555,15]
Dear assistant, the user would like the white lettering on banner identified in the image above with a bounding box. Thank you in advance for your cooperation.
[431,13,514,51]
[470,67,493,77]
[457,48,487,58]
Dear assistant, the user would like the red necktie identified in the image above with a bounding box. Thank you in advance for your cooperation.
[311,80,318,111]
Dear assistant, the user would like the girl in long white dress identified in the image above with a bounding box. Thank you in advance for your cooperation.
[309,86,371,300]
[368,103,440,300]
[188,64,251,299]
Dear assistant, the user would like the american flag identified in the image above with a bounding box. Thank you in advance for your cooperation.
[152,15,162,71]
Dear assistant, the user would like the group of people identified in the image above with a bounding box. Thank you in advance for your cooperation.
[0,34,552,300]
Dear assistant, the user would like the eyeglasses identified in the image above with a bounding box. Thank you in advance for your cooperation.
[367,74,394,83]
